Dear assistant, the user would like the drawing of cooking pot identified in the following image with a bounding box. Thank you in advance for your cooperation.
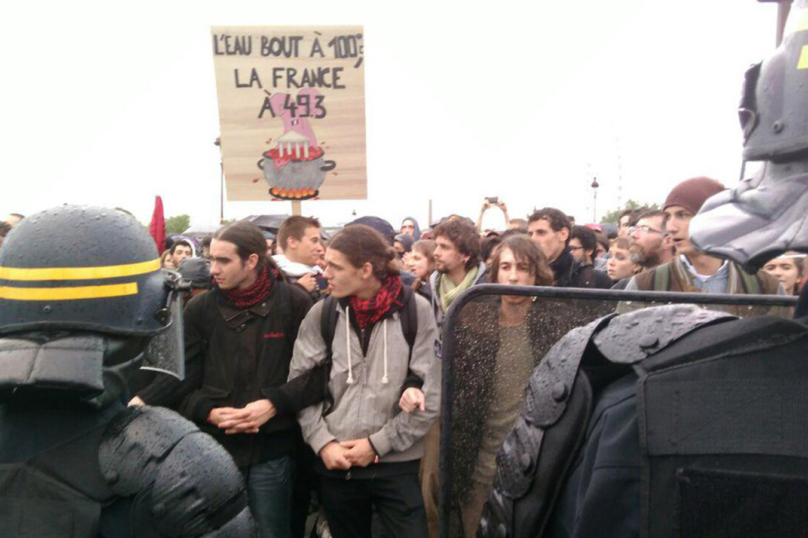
[257,131,336,200]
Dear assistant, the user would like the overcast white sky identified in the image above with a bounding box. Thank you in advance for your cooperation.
[0,0,779,230]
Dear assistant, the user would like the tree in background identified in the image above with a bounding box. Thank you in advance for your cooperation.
[165,214,190,235]
[601,200,659,224]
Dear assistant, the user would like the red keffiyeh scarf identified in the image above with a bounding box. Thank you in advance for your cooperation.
[349,275,403,329]
[222,264,274,309]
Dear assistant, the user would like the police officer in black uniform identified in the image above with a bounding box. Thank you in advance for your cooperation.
[480,3,808,536]
[0,206,257,537]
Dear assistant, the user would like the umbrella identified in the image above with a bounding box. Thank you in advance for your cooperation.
[241,214,290,233]
[182,223,223,237]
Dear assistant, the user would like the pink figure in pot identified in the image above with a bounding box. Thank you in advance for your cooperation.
[258,88,336,200]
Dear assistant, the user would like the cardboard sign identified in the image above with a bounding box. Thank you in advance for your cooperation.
[211,26,367,201]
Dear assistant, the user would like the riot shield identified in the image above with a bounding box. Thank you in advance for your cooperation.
[438,285,798,538]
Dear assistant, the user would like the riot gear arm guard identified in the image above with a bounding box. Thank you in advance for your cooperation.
[99,406,257,537]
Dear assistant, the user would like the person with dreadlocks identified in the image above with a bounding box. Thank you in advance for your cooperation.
[135,221,314,538]
[289,224,441,538]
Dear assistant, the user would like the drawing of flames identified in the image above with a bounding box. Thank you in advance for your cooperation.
[258,92,336,201]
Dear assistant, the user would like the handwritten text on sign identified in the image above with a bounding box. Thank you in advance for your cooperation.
[211,27,367,201]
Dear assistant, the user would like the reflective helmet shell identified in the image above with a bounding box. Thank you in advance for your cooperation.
[0,205,169,337]
[741,5,808,161]
[692,3,808,270]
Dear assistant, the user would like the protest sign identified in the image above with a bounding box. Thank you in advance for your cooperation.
[212,26,367,201]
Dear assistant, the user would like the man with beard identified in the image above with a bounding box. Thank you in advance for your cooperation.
[429,218,488,333]
[421,217,487,537]
[630,209,673,270]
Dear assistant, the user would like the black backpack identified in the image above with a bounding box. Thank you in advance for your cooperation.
[319,287,418,414]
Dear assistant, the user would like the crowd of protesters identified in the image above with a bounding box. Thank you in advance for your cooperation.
[0,174,803,538]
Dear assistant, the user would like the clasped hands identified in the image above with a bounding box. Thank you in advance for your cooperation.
[209,399,276,434]
[320,388,426,470]
[320,438,376,470]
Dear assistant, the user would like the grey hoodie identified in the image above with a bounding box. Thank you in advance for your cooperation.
[289,293,441,462]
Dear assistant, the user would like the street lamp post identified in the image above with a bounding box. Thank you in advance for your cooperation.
[591,177,600,222]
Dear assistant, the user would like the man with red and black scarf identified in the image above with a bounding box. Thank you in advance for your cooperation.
[289,224,441,538]
[136,221,314,538]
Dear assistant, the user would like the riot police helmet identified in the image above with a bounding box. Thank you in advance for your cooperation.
[691,1,808,271]
[0,205,184,382]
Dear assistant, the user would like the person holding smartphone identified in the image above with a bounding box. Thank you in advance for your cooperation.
[477,197,510,235]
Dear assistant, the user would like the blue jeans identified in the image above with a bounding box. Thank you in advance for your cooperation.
[242,455,294,538]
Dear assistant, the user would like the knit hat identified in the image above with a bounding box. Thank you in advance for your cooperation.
[178,257,212,289]
[347,216,396,245]
[663,177,725,215]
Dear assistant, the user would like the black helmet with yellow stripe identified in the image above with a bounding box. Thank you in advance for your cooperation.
[0,205,173,337]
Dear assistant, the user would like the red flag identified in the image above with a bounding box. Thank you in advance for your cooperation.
[149,196,166,254]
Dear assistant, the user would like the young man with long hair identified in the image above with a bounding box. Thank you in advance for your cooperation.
[289,224,441,538]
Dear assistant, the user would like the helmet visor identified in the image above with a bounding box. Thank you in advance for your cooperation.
[140,273,185,379]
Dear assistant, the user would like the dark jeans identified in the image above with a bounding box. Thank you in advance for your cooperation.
[319,471,427,538]
[242,455,295,538]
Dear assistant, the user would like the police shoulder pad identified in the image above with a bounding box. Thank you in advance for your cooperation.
[593,304,735,365]
[523,314,614,428]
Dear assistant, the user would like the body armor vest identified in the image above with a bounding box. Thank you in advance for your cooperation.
[480,304,808,538]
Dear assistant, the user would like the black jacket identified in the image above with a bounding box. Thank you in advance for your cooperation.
[141,276,313,467]
[549,372,640,538]
[550,249,601,289]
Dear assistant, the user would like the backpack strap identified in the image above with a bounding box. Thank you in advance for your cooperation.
[321,289,419,363]
[319,295,339,415]
[651,265,670,292]
[320,295,339,359]
[400,286,418,363]
[740,267,762,294]
[318,290,419,411]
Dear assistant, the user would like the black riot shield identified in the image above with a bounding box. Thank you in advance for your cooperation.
[438,285,798,538]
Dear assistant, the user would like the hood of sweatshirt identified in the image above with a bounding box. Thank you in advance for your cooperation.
[272,254,322,278]
[401,216,421,241]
